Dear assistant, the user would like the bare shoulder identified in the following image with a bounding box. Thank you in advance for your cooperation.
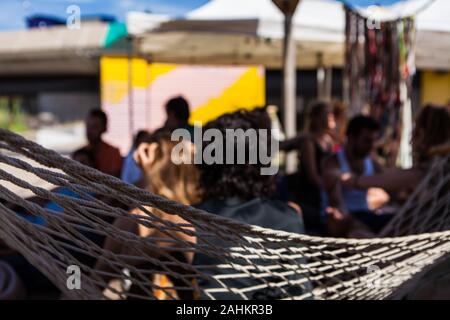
[131,206,158,218]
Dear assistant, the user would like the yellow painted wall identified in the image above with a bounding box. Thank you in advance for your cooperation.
[101,56,266,124]
[189,66,265,124]
[101,57,177,105]
[421,71,450,106]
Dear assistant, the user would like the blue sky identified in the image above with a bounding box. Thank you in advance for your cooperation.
[0,0,209,30]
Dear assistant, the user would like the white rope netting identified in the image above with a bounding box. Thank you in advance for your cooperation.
[0,129,449,300]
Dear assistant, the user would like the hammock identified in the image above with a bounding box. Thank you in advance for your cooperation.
[0,128,449,300]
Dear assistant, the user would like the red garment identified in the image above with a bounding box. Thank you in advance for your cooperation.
[94,141,123,177]
[332,144,343,153]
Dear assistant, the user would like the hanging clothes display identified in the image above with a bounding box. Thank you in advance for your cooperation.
[344,7,416,165]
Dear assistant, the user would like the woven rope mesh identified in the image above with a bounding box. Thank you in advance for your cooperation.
[0,128,449,300]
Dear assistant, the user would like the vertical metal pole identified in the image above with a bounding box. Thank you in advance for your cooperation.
[283,10,297,174]
[127,36,134,136]
[325,67,333,100]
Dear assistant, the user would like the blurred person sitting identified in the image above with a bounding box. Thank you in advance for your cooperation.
[84,108,123,177]
[196,108,304,231]
[322,115,388,235]
[193,108,307,299]
[121,130,150,186]
[96,130,201,300]
[328,104,450,238]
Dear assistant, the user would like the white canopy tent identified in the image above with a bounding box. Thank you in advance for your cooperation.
[128,0,450,70]
[415,0,450,70]
[186,0,344,43]
[127,0,345,68]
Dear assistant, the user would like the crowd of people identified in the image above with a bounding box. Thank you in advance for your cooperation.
[1,95,450,299]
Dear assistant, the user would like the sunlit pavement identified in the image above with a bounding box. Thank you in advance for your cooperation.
[1,122,86,198]
[34,122,86,156]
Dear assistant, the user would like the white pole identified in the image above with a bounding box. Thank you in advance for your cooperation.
[283,12,297,174]
[281,1,300,174]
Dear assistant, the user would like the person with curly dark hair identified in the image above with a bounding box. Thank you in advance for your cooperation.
[197,108,276,202]
[192,108,307,300]
[195,108,304,231]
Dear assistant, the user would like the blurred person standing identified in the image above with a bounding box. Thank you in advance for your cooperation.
[84,109,123,177]
[162,96,195,140]
[290,102,336,232]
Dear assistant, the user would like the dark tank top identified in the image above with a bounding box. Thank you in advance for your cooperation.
[297,139,331,209]
[192,198,310,300]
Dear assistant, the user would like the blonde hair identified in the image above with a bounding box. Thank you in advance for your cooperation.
[141,137,200,206]
[134,132,201,259]
[134,133,201,299]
